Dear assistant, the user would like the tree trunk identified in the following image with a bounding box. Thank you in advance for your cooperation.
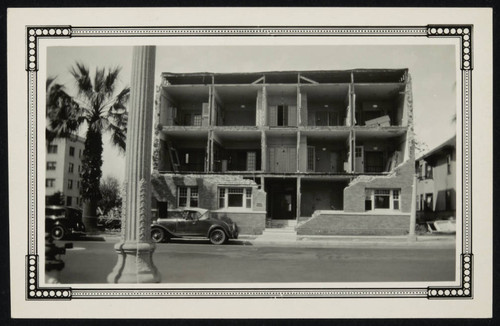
[80,126,103,231]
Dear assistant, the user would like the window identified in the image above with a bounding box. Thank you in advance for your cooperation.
[218,187,253,209]
[307,146,315,172]
[77,181,80,191]
[277,104,288,126]
[68,179,73,190]
[66,196,72,206]
[68,163,74,173]
[78,165,81,173]
[69,146,75,156]
[47,145,57,153]
[228,188,244,207]
[425,163,433,179]
[425,193,433,211]
[193,114,202,126]
[79,149,82,158]
[219,188,226,208]
[420,194,424,211]
[374,189,391,209]
[365,189,373,211]
[246,188,252,208]
[447,154,452,174]
[365,189,401,211]
[46,162,56,170]
[46,179,55,187]
[177,187,198,207]
[189,187,199,207]
[246,152,256,171]
[393,190,400,210]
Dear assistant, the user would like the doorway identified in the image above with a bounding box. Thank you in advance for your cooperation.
[264,178,297,221]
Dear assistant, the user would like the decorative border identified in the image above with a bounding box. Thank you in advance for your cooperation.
[26,25,473,300]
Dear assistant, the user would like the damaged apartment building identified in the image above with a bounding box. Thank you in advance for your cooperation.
[151,69,415,236]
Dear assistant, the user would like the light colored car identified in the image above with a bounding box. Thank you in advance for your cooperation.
[150,207,238,245]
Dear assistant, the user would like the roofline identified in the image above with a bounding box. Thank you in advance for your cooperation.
[417,135,456,161]
[161,68,409,78]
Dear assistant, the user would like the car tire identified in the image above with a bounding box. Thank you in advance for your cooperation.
[209,229,226,245]
[151,227,166,243]
[51,225,65,241]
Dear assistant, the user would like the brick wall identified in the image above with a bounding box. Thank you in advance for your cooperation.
[297,212,411,236]
[344,159,414,213]
[211,212,266,235]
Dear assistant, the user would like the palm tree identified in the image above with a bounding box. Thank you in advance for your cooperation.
[46,63,129,220]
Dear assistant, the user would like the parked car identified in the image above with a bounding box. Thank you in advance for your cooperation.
[150,208,238,245]
[45,205,86,240]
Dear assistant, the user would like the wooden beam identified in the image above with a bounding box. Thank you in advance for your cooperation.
[300,76,319,84]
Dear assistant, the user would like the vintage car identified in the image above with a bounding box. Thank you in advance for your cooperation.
[150,208,238,245]
[45,205,86,240]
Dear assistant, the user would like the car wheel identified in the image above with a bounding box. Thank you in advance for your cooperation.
[151,227,165,243]
[51,225,65,241]
[209,229,226,245]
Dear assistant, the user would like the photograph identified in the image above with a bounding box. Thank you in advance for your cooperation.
[7,7,492,319]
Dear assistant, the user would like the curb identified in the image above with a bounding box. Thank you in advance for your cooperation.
[96,233,455,249]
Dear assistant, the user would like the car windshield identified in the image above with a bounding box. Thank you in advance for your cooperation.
[183,210,209,221]
[46,208,66,217]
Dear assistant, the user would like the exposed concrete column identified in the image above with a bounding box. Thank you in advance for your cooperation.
[208,130,214,172]
[296,177,301,222]
[108,46,161,283]
[261,130,267,172]
[296,130,300,172]
[262,86,268,126]
[408,174,417,241]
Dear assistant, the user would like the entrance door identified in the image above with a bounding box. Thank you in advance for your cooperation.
[355,146,364,172]
[271,192,295,220]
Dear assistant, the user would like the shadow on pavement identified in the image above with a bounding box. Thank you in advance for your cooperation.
[74,235,106,242]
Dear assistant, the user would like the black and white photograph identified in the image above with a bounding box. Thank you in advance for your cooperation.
[7,7,492,319]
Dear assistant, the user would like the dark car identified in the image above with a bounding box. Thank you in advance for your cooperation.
[45,205,86,240]
[150,208,238,245]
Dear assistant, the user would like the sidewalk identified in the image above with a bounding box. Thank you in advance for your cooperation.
[99,232,455,249]
[238,233,456,249]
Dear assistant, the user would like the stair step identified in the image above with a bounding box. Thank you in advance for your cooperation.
[263,228,296,233]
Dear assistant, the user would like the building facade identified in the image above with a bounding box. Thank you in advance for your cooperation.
[151,69,415,235]
[415,135,456,222]
[45,136,85,209]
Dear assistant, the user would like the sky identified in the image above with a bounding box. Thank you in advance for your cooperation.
[47,45,457,182]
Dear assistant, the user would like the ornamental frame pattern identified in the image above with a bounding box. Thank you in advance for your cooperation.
[26,25,472,300]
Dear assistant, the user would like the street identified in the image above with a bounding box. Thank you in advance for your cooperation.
[56,237,456,283]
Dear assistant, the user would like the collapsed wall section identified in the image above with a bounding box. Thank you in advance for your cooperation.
[344,159,414,213]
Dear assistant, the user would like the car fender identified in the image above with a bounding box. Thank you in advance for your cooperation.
[206,224,228,238]
[150,224,177,238]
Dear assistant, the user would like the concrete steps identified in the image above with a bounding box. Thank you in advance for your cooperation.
[254,227,297,243]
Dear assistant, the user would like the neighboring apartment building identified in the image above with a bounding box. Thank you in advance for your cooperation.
[415,135,456,222]
[45,136,85,209]
[151,69,415,235]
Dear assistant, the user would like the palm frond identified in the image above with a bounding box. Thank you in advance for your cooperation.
[70,62,93,99]
[94,67,106,94]
[107,122,127,152]
[104,66,122,96]
[46,81,84,140]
